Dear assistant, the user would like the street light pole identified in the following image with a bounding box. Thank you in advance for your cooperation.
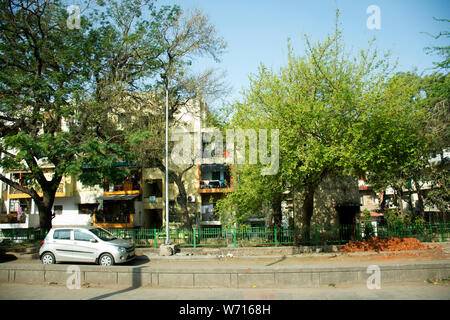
[165,87,170,245]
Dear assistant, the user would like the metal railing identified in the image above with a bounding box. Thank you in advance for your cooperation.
[0,228,47,248]
[1,222,449,249]
[104,222,450,248]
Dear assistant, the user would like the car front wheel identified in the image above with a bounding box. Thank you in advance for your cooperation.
[41,252,56,265]
[99,253,114,266]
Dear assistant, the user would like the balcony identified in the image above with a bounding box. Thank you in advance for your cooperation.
[7,172,72,199]
[0,213,26,224]
[103,168,142,195]
[201,212,220,222]
[93,212,134,229]
[0,197,40,229]
[199,203,221,226]
[198,164,233,193]
[143,179,163,209]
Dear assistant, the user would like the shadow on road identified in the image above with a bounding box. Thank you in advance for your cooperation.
[89,265,145,300]
[265,255,286,266]
[127,255,150,266]
[0,253,18,263]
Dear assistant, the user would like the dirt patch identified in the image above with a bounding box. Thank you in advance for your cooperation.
[146,248,450,268]
[339,237,441,253]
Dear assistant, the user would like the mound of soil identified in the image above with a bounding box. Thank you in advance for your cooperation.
[339,237,441,253]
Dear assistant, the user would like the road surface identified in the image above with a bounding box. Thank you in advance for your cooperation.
[0,281,449,300]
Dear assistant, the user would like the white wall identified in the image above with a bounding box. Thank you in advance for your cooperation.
[51,197,91,227]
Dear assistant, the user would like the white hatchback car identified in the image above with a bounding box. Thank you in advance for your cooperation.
[39,226,135,266]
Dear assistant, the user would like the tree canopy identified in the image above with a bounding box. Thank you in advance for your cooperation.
[0,0,225,230]
[215,22,428,234]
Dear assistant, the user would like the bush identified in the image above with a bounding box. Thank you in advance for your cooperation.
[363,222,375,240]
[384,209,403,226]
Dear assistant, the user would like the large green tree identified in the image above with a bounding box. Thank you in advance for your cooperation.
[0,0,178,231]
[216,23,421,239]
[116,6,227,229]
[364,19,449,222]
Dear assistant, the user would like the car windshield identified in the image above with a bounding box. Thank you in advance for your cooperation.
[90,228,117,241]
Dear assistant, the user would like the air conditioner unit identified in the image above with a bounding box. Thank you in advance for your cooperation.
[187,195,196,203]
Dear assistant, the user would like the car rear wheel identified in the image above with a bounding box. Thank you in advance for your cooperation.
[99,253,114,266]
[41,252,56,265]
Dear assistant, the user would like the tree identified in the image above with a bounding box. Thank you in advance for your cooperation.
[215,161,285,228]
[124,7,227,229]
[420,20,450,219]
[424,17,449,71]
[0,0,171,231]
[365,19,450,222]
[216,18,419,240]
[361,72,426,220]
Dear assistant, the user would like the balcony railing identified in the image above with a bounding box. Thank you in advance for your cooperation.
[0,213,26,224]
[93,213,134,228]
[8,181,65,196]
[199,179,232,191]
[104,182,141,193]
[201,212,220,222]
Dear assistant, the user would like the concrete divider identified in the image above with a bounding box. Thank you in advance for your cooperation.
[1,260,449,288]
[136,245,341,256]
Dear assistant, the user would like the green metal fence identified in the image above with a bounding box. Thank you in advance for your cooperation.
[1,222,449,249]
[105,222,450,248]
[375,222,450,243]
[0,228,47,248]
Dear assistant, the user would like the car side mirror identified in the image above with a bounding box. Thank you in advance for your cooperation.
[90,238,97,243]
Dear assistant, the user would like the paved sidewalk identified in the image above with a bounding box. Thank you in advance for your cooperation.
[0,281,449,300]
[3,246,450,268]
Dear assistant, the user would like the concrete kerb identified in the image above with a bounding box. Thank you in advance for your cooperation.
[137,241,449,257]
[2,245,448,263]
[4,241,448,259]
[137,245,342,257]
[1,260,449,289]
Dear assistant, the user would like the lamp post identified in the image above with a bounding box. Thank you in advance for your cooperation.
[165,87,170,245]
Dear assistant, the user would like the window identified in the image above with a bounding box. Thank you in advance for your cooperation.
[74,230,94,242]
[212,171,221,181]
[148,180,162,197]
[90,228,117,241]
[53,229,71,240]
[54,205,63,215]
[78,204,98,215]
[9,199,20,213]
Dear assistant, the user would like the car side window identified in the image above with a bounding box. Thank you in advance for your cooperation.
[53,229,71,240]
[74,230,94,242]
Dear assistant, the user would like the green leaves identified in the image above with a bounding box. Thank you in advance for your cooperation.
[216,17,430,225]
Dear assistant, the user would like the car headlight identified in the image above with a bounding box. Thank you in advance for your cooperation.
[118,247,126,253]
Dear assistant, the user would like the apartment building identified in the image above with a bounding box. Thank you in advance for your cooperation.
[0,168,75,229]
[0,98,235,230]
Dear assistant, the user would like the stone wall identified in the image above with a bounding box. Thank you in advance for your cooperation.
[292,175,360,229]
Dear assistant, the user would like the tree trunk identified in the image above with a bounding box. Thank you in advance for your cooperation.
[173,175,192,229]
[37,202,53,232]
[413,179,425,220]
[379,190,387,212]
[394,186,405,219]
[272,195,282,228]
[302,183,316,243]
[37,187,58,232]
[154,158,193,230]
